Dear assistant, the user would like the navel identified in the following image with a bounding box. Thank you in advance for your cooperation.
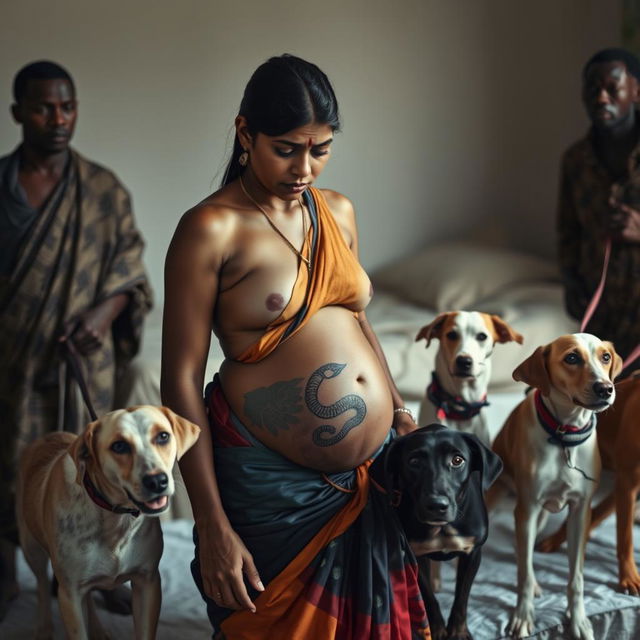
[266,293,285,311]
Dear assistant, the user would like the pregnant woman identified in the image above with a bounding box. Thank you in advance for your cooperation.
[161,54,429,640]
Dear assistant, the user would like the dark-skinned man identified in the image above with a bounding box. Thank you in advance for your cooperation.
[0,60,152,617]
[558,48,640,374]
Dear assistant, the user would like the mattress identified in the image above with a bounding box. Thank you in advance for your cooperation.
[6,489,639,638]
[4,394,639,640]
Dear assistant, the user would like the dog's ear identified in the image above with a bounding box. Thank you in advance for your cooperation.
[69,419,101,485]
[487,314,523,345]
[513,345,551,396]
[415,312,454,347]
[604,341,624,381]
[157,407,201,460]
[460,432,503,491]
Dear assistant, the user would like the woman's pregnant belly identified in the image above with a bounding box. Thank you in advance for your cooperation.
[219,306,393,472]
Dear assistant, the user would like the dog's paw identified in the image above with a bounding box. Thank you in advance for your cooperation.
[619,569,640,596]
[567,610,594,640]
[431,623,448,640]
[507,605,535,638]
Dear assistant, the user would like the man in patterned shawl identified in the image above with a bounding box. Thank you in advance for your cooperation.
[558,48,640,371]
[0,60,152,615]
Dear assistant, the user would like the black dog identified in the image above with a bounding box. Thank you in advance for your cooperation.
[373,424,502,640]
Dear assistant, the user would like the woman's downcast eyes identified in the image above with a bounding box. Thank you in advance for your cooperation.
[273,146,331,158]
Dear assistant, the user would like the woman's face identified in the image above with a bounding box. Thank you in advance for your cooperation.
[241,120,334,201]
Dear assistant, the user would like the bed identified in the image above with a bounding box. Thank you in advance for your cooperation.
[4,242,640,639]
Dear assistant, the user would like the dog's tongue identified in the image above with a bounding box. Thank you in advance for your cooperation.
[145,496,168,510]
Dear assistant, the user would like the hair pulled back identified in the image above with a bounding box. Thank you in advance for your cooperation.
[222,54,340,186]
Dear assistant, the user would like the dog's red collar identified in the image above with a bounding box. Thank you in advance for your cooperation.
[534,389,595,448]
[427,372,489,422]
[83,473,140,517]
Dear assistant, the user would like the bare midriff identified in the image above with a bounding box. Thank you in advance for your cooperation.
[219,306,393,472]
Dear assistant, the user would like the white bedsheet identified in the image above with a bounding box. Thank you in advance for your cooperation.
[2,519,210,640]
[4,392,639,639]
[429,496,640,640]
[5,490,639,639]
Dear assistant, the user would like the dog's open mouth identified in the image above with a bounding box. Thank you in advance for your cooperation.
[143,496,169,511]
[126,491,170,514]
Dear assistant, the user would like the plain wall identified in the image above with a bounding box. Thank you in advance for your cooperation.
[0,0,622,300]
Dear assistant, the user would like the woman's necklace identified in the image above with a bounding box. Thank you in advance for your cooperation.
[239,175,311,272]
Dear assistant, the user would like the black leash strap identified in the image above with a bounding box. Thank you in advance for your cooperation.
[61,338,98,421]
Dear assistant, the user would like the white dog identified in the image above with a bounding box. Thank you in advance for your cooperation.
[17,405,200,640]
[416,310,523,444]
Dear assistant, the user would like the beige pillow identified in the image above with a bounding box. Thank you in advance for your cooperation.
[371,241,559,311]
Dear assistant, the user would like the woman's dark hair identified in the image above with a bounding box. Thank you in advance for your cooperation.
[13,60,75,103]
[222,54,340,186]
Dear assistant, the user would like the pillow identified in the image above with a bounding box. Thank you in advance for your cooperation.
[371,241,559,311]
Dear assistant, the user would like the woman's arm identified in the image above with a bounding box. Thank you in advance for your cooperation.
[161,205,263,611]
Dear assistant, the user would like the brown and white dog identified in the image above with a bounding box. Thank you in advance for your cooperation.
[16,405,200,640]
[488,334,621,639]
[416,311,523,446]
[537,371,640,595]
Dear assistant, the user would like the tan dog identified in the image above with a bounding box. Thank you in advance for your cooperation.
[416,311,523,446]
[538,371,640,595]
[488,334,621,639]
[16,405,200,640]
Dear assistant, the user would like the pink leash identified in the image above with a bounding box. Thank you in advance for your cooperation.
[580,237,640,370]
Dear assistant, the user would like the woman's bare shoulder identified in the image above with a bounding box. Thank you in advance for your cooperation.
[174,188,244,246]
[167,191,250,276]
[318,188,356,224]
[318,189,359,245]
[319,189,354,213]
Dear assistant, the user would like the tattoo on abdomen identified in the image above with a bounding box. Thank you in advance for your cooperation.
[306,363,367,447]
[244,378,304,436]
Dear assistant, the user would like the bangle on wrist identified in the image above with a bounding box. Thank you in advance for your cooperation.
[393,407,414,420]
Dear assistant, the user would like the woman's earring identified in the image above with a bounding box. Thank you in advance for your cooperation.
[239,150,249,167]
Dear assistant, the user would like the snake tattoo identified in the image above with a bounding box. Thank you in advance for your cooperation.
[305,362,367,447]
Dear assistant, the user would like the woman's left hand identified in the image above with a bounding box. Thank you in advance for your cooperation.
[393,411,418,436]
